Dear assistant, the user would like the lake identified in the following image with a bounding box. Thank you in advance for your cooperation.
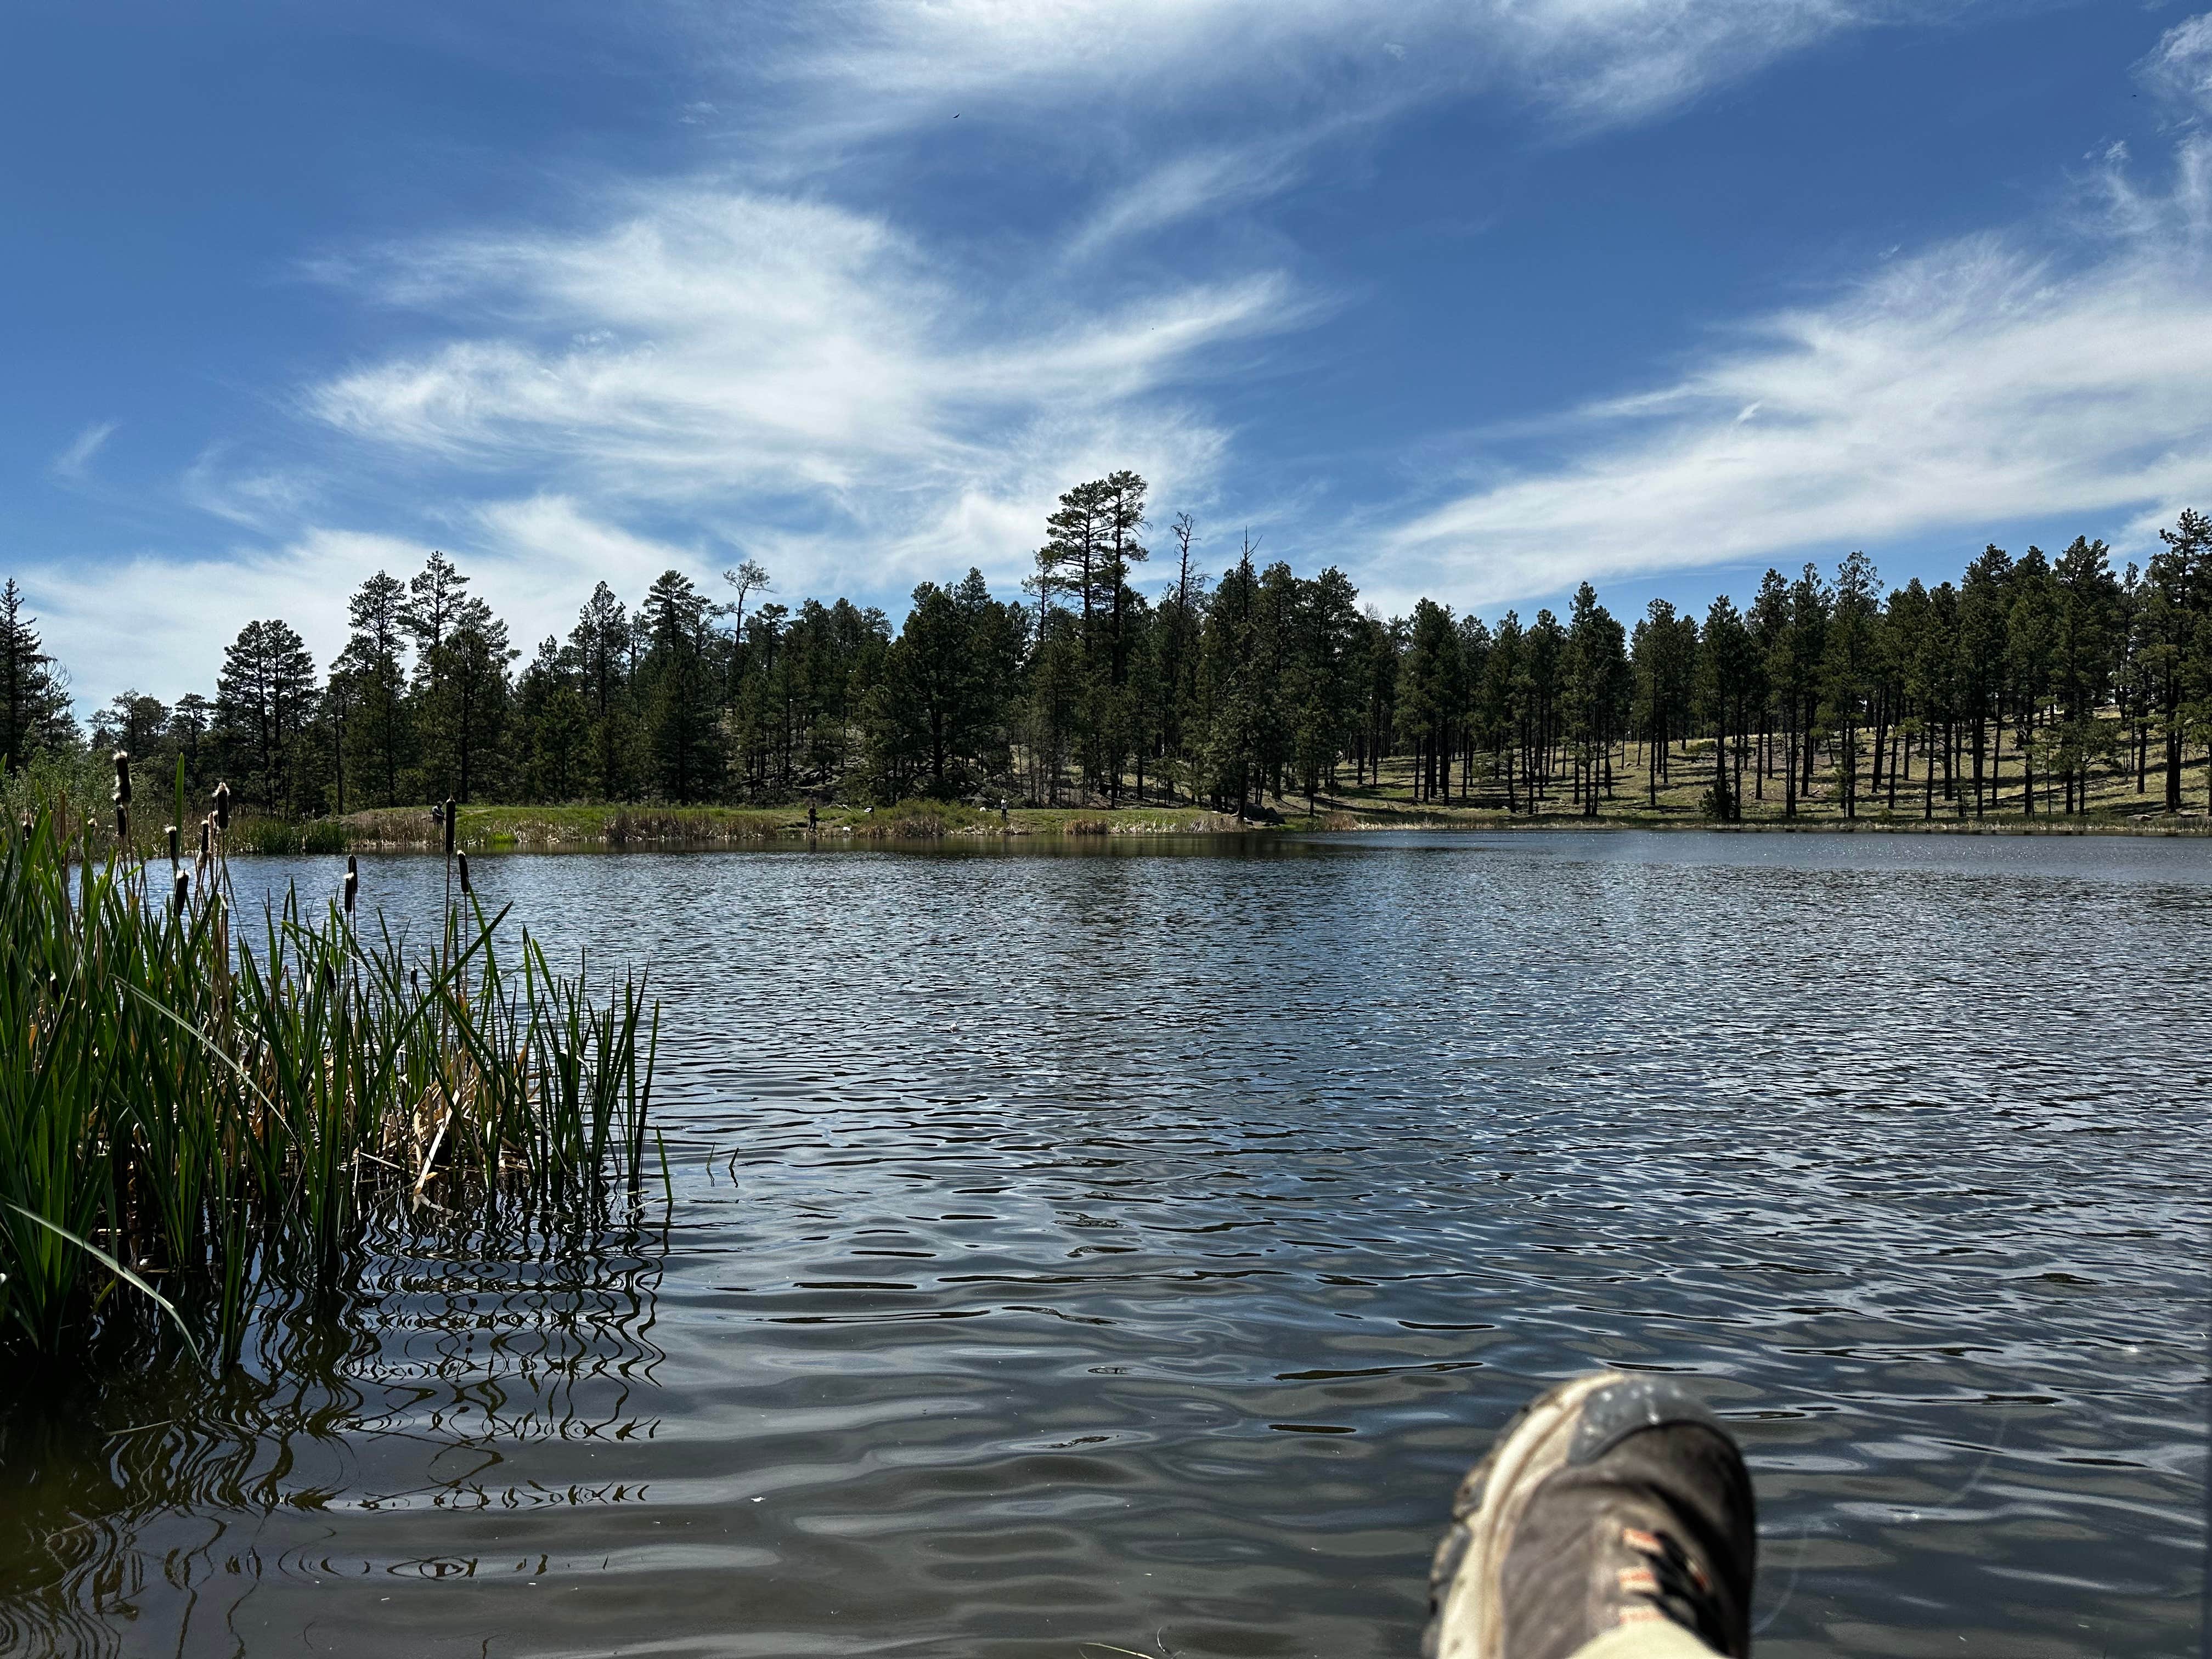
[2,831,2205,1658]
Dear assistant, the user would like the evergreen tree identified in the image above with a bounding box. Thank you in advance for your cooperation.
[1396,599,1462,805]
[215,619,318,813]
[636,570,720,803]
[335,570,411,808]
[569,582,635,802]
[1479,611,1526,811]
[167,693,216,800]
[21,475,2210,827]
[414,596,515,803]
[1564,583,1629,817]
[1824,551,1880,820]
[0,579,79,770]
[1197,538,1268,812]
[514,636,590,803]
[2049,538,2120,812]
[2004,548,2059,815]
[1779,564,1832,816]
[1523,609,1566,808]
[1746,569,1790,802]
[1956,546,2013,816]
[2148,509,2211,812]
[1699,595,1754,820]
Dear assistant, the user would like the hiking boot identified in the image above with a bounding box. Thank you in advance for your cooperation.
[1422,1371,1756,1659]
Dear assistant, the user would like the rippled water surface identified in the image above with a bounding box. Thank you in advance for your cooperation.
[3,831,2207,1658]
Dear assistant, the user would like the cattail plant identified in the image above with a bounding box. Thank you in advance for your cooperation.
[111,751,131,845]
[0,797,659,1368]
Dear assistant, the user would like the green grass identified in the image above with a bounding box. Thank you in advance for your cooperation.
[1279,724,2212,836]
[0,800,659,1368]
[334,800,1246,848]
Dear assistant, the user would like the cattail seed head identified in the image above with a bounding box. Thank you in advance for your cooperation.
[198,816,213,862]
[343,855,359,916]
[443,797,457,857]
[212,781,232,831]
[172,870,189,916]
[112,751,131,805]
[166,824,180,867]
[114,804,127,842]
[458,850,472,894]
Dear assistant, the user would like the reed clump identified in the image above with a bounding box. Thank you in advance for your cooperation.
[0,790,658,1368]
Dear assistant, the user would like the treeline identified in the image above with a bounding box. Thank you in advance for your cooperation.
[9,478,2212,821]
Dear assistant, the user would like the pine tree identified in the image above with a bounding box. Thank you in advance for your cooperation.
[1823,551,1880,820]
[1564,583,1627,817]
[438,599,517,803]
[1699,597,1753,821]
[636,571,720,803]
[0,579,79,770]
[1396,599,1462,805]
[1956,546,2012,816]
[2050,538,2120,812]
[335,571,411,807]
[569,582,635,801]
[514,636,591,803]
[216,619,318,812]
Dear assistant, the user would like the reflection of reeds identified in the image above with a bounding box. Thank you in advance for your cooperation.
[0,797,659,1369]
[0,1218,668,1656]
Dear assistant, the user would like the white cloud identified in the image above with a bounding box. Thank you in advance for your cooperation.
[2139,13,2212,120]
[306,185,1298,597]
[471,495,716,642]
[36,505,720,707]
[1369,139,2212,605]
[49,420,117,483]
[783,0,1979,140]
[1065,146,1308,261]
[33,529,421,709]
[179,449,324,531]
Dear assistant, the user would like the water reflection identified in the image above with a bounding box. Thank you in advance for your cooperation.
[0,1221,664,1656]
[1,831,2205,1657]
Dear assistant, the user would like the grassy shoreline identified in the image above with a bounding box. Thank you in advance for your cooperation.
[330,802,1250,850]
[284,795,2212,852]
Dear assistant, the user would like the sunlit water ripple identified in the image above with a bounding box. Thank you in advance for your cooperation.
[1,831,2205,1657]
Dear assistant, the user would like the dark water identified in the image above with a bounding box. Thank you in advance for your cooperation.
[2,831,2206,1658]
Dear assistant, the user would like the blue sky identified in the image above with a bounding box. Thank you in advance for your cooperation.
[10,0,2212,709]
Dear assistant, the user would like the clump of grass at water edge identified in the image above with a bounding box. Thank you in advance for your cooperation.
[0,785,660,1371]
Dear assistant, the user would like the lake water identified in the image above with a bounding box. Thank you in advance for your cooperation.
[2,831,2206,1658]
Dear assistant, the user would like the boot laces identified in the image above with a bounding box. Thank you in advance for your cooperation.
[1616,1526,1714,1627]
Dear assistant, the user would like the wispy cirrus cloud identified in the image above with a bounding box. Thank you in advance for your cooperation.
[778,0,1977,143]
[305,185,1306,597]
[49,420,117,483]
[1064,146,1312,263]
[35,0,2145,712]
[2138,12,2212,120]
[1367,137,2212,607]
